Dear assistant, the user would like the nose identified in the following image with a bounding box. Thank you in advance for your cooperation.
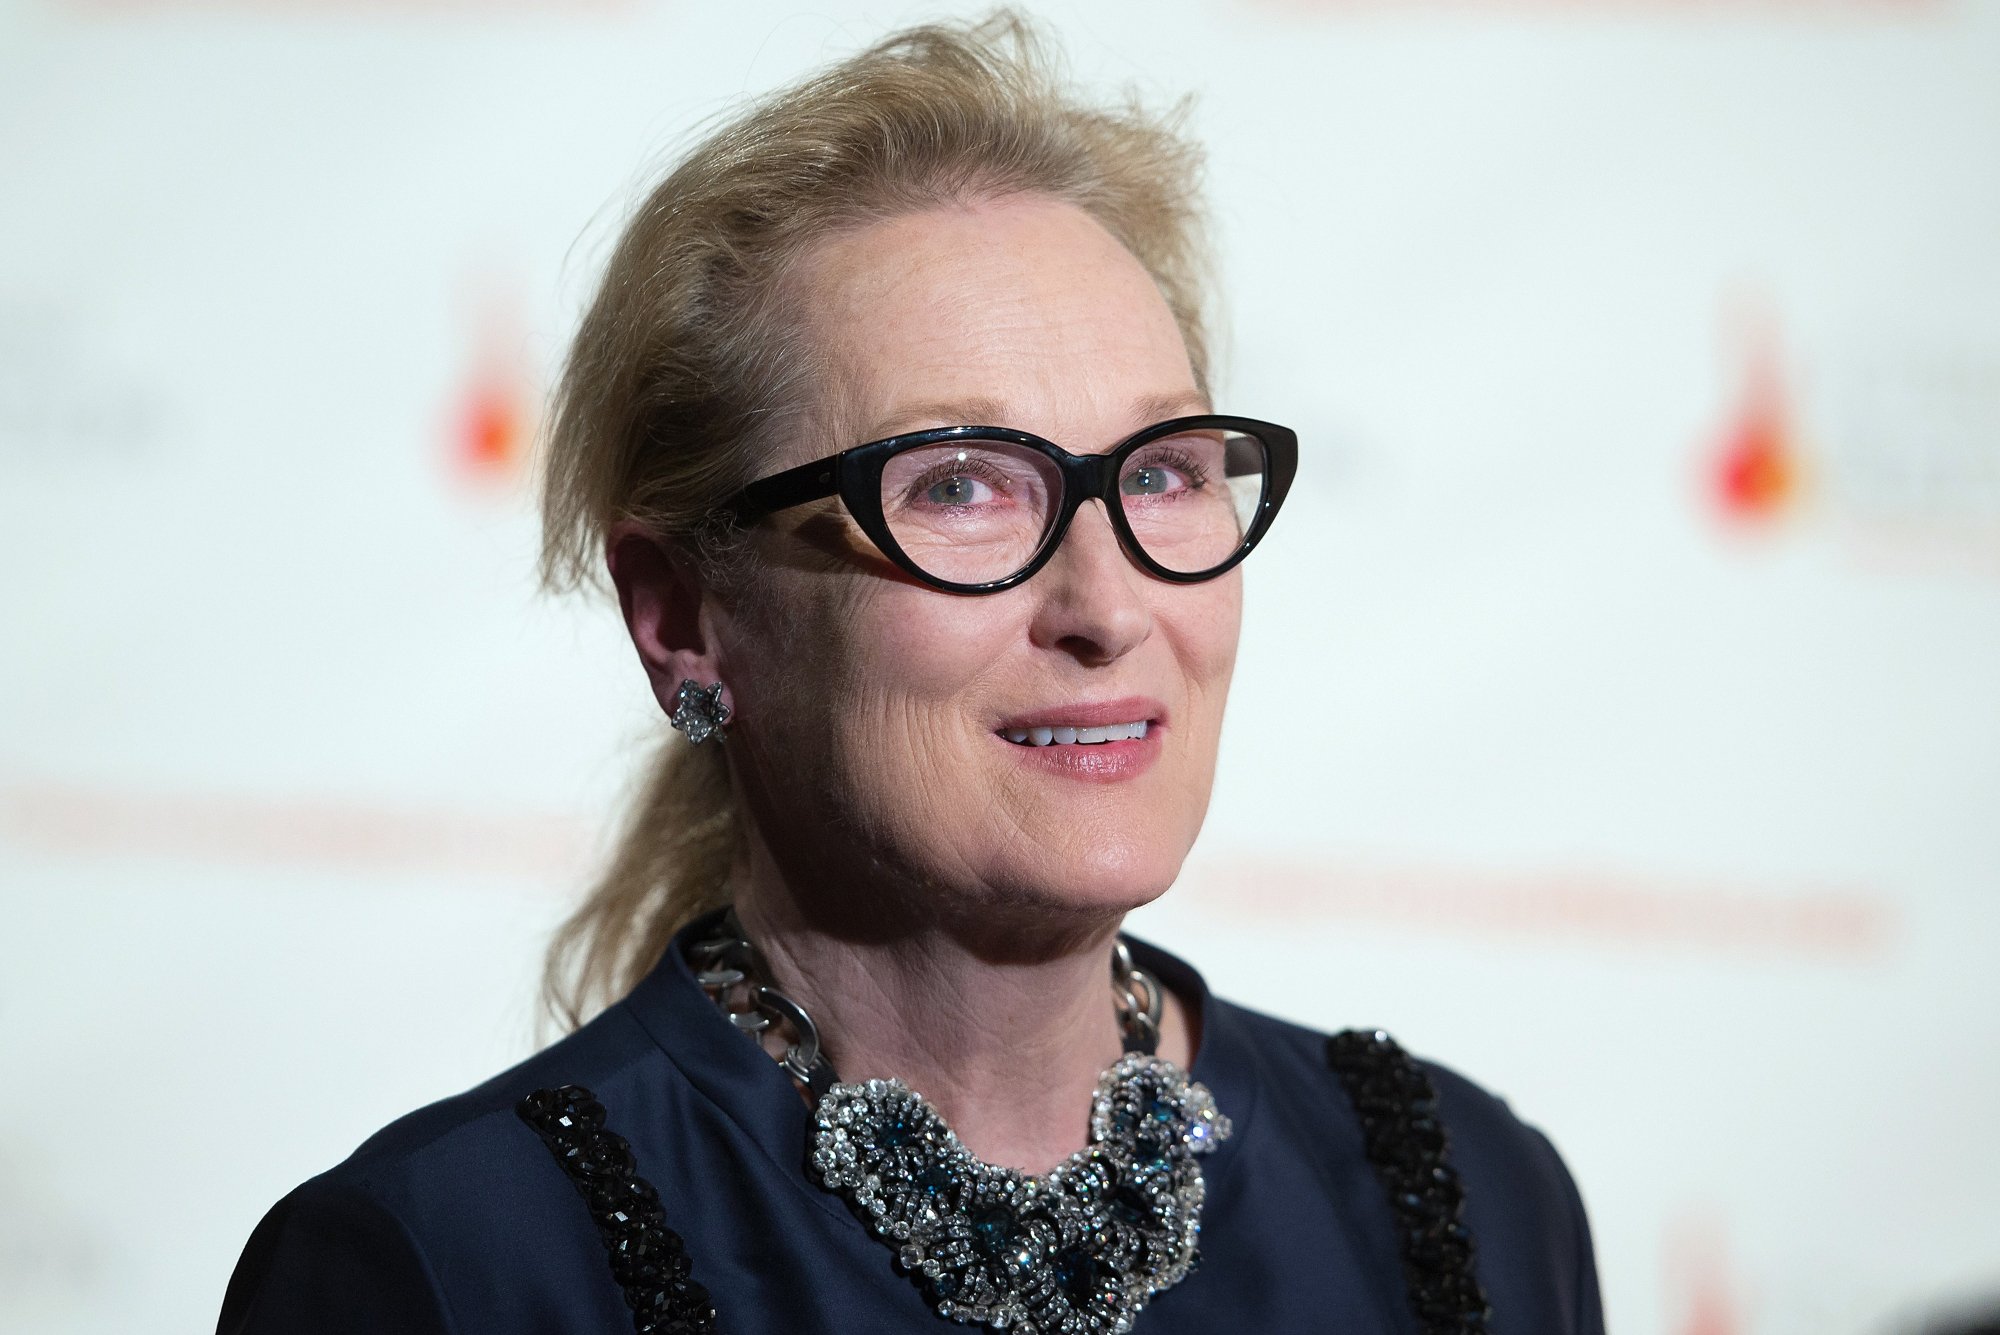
[1025,499,1152,665]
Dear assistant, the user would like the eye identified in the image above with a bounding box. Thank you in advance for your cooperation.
[1121,446,1209,498]
[926,474,992,506]
[904,454,1013,509]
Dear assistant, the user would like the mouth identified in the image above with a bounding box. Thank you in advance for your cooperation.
[1000,719,1150,747]
[993,697,1166,749]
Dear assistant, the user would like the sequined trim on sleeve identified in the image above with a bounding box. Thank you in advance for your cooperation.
[517,1084,721,1335]
[1326,1030,1493,1335]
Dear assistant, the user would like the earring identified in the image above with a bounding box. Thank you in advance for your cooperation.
[669,679,731,745]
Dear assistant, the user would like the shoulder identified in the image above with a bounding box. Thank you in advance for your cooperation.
[1209,994,1575,1197]
[341,999,660,1186]
[299,996,667,1232]
[218,1002,666,1335]
[1206,995,1606,1335]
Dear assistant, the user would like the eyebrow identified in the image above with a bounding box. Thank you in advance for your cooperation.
[863,398,1012,440]
[1131,389,1213,423]
[861,389,1214,444]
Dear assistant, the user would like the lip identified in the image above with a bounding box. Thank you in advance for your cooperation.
[991,695,1166,785]
[993,696,1168,733]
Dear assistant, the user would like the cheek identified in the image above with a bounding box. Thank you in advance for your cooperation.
[1167,577,1243,707]
[1150,579,1241,822]
[745,571,1021,792]
[840,584,1021,723]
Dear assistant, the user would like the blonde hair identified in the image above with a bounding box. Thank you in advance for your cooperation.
[536,10,1217,1029]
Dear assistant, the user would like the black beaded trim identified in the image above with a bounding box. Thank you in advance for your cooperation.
[1326,1030,1492,1335]
[517,1085,720,1335]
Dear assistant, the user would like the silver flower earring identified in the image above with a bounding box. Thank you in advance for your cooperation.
[669,679,731,745]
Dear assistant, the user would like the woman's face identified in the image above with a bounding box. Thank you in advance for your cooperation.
[719,195,1241,928]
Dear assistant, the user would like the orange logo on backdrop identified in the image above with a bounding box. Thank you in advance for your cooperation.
[1681,1278,1744,1335]
[454,362,532,481]
[1670,1217,1747,1335]
[1708,339,1803,525]
[1705,309,1805,526]
[1695,298,2000,575]
[448,295,537,488]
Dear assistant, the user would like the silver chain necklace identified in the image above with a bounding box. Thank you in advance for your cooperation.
[688,909,1231,1334]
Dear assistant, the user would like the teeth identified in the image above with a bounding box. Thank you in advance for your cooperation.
[1002,720,1149,746]
[1076,723,1134,743]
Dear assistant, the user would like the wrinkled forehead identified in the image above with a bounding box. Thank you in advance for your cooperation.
[781,197,1204,467]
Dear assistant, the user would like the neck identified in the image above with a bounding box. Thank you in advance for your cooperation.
[730,864,1192,1175]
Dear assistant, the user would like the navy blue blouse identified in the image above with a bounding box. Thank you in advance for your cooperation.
[218,931,1605,1334]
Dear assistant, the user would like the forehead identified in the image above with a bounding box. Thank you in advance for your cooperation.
[791,196,1200,453]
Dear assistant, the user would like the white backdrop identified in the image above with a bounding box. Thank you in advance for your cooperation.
[3,2,1998,1332]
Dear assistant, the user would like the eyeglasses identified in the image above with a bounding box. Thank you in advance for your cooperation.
[722,415,1298,594]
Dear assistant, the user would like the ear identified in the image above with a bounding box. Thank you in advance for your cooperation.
[605,519,734,723]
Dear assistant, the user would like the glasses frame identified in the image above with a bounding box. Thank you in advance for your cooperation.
[723,414,1298,595]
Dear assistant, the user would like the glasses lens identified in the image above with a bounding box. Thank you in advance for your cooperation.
[879,438,1064,585]
[1117,426,1269,575]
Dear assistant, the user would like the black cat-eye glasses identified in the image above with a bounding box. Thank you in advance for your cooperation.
[723,415,1297,595]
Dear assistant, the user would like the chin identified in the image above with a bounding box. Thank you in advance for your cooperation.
[971,834,1188,923]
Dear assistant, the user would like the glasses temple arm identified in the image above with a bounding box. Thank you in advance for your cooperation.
[724,455,842,524]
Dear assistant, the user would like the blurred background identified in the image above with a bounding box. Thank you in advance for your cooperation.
[3,1,1997,1332]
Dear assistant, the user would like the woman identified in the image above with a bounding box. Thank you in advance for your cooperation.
[219,15,1604,1335]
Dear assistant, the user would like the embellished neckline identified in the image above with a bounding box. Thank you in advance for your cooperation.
[628,921,1261,1228]
[809,1050,1231,1333]
[533,926,1485,1335]
[517,1027,1491,1335]
[674,907,1236,1330]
